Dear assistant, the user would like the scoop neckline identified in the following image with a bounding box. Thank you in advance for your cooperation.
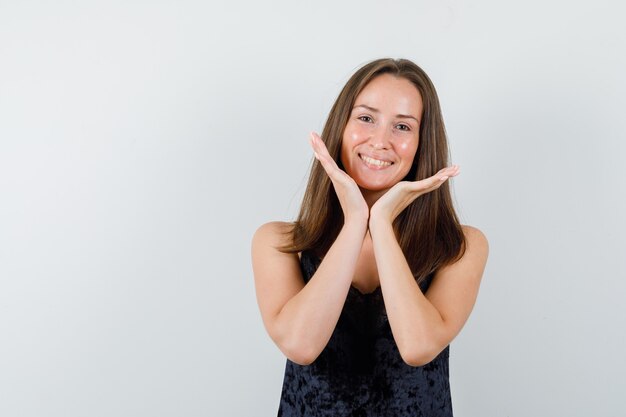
[302,250,382,296]
[349,284,382,296]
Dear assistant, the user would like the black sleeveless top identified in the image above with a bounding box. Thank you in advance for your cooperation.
[277,250,453,417]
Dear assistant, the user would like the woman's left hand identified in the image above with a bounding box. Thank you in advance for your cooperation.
[370,165,460,225]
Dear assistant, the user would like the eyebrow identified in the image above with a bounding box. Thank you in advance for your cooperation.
[352,104,420,124]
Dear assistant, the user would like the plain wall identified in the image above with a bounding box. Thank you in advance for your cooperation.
[1,0,624,416]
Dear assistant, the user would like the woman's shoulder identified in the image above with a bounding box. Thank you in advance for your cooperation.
[459,224,489,252]
[253,221,295,239]
[252,221,297,252]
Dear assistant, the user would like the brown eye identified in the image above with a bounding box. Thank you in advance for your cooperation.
[358,116,373,122]
[397,124,410,131]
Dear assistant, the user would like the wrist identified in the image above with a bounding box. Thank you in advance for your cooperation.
[343,216,369,232]
[368,217,394,239]
[368,210,392,229]
[344,210,369,225]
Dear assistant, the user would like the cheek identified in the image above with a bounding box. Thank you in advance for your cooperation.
[396,138,418,159]
[344,122,370,144]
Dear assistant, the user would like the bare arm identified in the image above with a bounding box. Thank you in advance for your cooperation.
[252,131,370,365]
[251,219,368,365]
[369,221,489,366]
[367,165,488,366]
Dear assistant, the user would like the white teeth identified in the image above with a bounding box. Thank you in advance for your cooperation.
[360,154,392,167]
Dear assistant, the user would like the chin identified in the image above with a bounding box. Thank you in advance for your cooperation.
[346,162,410,191]
[355,178,397,192]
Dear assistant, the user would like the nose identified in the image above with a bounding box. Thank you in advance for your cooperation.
[367,125,392,150]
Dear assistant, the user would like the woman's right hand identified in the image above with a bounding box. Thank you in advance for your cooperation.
[309,131,369,224]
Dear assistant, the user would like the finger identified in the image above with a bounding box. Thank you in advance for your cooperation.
[434,165,460,186]
[406,177,439,192]
[310,132,336,163]
[309,132,325,163]
[317,153,347,183]
[310,132,343,174]
[444,165,460,180]
[310,133,332,165]
[435,165,457,175]
[431,165,460,182]
[446,164,460,177]
[406,167,458,193]
[309,132,322,156]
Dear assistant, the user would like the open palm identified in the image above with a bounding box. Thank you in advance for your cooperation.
[370,165,460,223]
[309,132,370,223]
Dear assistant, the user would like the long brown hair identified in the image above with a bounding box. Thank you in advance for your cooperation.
[280,58,466,285]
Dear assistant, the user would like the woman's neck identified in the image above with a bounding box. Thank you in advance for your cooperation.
[360,187,389,209]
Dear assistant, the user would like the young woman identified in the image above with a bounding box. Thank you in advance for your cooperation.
[251,58,489,416]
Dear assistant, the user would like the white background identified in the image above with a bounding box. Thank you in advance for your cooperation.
[1,1,625,416]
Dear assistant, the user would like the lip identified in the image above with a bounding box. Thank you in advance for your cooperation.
[358,152,394,163]
[358,153,394,170]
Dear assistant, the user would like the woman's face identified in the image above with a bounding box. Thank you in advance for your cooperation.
[340,74,423,194]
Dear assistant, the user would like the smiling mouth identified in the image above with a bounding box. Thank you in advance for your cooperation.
[359,153,394,168]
